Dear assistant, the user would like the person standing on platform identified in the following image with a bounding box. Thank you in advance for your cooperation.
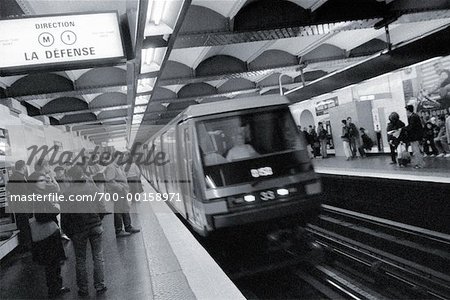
[302,127,313,158]
[446,114,450,150]
[387,112,406,165]
[309,125,320,158]
[7,160,32,252]
[375,125,383,151]
[404,105,424,168]
[359,128,373,155]
[124,152,144,200]
[434,116,450,157]
[62,166,107,297]
[341,120,352,160]
[104,152,140,237]
[347,117,364,158]
[54,166,70,194]
[423,122,438,157]
[28,172,70,298]
[317,122,328,158]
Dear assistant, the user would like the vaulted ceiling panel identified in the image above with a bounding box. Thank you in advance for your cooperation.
[41,97,88,114]
[76,67,126,89]
[8,73,74,97]
[196,55,247,76]
[90,92,127,109]
[178,83,217,98]
[249,50,298,70]
[160,61,194,80]
[234,0,310,31]
[179,5,228,33]
[217,78,256,93]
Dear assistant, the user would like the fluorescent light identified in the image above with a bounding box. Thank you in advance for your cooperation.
[143,48,155,65]
[132,115,143,125]
[135,95,150,105]
[137,78,155,93]
[150,0,166,25]
[134,106,146,114]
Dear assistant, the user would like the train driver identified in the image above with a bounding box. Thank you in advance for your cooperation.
[226,128,259,161]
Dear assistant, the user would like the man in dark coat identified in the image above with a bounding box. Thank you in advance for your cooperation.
[405,105,424,168]
[62,166,108,297]
[7,160,32,252]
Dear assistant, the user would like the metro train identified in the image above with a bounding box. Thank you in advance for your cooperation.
[141,95,322,236]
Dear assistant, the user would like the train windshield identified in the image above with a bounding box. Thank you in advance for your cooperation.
[196,107,309,188]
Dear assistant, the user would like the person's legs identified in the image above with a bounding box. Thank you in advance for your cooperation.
[320,139,327,158]
[389,144,397,163]
[72,233,89,294]
[435,140,445,156]
[350,138,357,157]
[122,213,132,231]
[411,141,424,167]
[89,226,106,292]
[430,140,439,155]
[45,263,62,296]
[343,141,352,159]
[113,201,125,233]
[15,213,32,251]
[441,139,450,153]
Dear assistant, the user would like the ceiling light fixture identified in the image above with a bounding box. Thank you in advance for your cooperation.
[149,0,167,26]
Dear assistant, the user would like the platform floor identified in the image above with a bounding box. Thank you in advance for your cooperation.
[313,155,450,183]
[0,182,244,300]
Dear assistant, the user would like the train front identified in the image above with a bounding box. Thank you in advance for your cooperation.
[193,105,322,233]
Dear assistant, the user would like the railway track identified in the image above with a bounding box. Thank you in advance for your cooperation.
[191,204,450,299]
[306,205,450,299]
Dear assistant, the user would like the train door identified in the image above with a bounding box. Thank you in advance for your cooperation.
[178,123,195,221]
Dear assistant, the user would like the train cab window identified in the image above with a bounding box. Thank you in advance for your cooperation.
[196,107,308,188]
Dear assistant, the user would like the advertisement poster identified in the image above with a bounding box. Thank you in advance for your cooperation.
[403,57,450,117]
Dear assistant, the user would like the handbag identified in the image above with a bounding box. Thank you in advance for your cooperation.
[29,217,59,242]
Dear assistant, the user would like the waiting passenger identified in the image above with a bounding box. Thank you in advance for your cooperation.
[317,122,328,158]
[404,105,424,168]
[104,152,140,236]
[423,122,438,157]
[387,112,405,165]
[434,116,450,157]
[29,172,69,298]
[359,128,373,154]
[62,166,107,297]
[340,120,352,160]
[347,117,363,158]
[7,160,32,252]
[226,129,258,161]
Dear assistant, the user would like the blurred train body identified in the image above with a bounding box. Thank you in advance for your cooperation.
[141,95,322,236]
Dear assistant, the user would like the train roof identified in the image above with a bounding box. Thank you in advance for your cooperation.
[181,95,290,120]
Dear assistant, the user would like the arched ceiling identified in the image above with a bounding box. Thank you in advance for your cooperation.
[1,0,449,145]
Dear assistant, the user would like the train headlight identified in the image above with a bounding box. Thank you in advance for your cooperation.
[276,188,289,196]
[244,195,256,202]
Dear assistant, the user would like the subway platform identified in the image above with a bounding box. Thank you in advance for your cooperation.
[312,155,450,183]
[0,181,244,300]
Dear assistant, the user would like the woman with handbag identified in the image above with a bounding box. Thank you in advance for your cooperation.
[28,173,70,298]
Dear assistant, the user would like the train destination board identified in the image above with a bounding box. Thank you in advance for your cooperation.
[0,12,125,74]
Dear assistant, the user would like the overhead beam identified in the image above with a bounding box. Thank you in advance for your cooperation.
[155,55,374,86]
[173,19,380,49]
[286,25,450,102]
[60,116,127,126]
[8,84,127,102]
[37,104,131,117]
